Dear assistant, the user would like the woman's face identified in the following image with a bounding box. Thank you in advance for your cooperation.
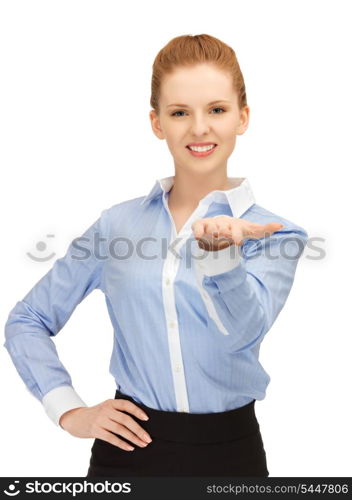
[150,63,250,174]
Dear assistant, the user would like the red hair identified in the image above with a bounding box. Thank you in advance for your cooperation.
[150,34,247,115]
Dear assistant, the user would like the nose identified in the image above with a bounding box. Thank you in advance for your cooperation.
[189,112,211,137]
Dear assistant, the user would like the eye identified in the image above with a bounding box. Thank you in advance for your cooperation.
[211,107,226,114]
[170,107,226,117]
[171,110,186,117]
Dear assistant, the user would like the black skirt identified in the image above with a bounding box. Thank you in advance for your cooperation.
[86,389,269,477]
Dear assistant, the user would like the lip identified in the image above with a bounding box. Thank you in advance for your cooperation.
[186,142,217,147]
[186,144,218,158]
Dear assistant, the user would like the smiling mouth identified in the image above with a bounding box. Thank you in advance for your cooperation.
[186,144,217,151]
[185,144,218,158]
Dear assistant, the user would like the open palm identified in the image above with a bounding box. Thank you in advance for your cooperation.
[191,215,284,251]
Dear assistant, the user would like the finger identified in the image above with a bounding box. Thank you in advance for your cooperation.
[241,224,263,239]
[266,222,284,233]
[215,221,233,238]
[112,398,149,421]
[204,220,221,238]
[110,409,152,443]
[229,222,247,246]
[241,222,284,240]
[104,414,151,448]
[256,222,284,238]
[198,223,234,249]
[191,220,205,239]
[95,428,136,451]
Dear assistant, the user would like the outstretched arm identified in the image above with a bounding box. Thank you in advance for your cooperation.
[191,215,308,353]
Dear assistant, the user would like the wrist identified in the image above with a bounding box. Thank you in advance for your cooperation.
[59,407,85,430]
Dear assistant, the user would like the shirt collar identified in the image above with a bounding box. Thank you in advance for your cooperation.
[140,175,255,218]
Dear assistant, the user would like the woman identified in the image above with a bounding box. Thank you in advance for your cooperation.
[4,34,308,477]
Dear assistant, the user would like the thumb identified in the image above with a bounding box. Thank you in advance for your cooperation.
[264,222,284,235]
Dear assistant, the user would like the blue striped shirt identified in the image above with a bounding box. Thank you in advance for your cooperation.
[3,176,308,426]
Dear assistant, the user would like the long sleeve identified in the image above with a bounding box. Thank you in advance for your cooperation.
[3,208,109,426]
[192,225,308,354]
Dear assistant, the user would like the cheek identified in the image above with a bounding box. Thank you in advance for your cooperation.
[217,118,237,139]
[221,133,236,148]
[164,124,185,144]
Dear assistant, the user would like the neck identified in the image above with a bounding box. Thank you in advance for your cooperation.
[167,170,231,209]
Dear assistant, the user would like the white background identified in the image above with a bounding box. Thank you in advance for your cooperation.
[1,0,350,477]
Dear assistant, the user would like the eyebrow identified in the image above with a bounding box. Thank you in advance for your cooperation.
[166,100,231,108]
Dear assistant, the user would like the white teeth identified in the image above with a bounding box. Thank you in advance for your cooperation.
[188,144,216,152]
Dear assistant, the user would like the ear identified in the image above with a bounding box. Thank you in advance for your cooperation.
[236,105,250,135]
[149,109,165,140]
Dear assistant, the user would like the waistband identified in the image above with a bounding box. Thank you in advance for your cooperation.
[114,389,259,444]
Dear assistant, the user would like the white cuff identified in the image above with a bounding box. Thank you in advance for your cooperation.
[42,385,87,428]
[193,240,242,277]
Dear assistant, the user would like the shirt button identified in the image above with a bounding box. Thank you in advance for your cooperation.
[169,321,176,328]
[181,408,187,412]
[165,278,171,285]
[175,364,181,372]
